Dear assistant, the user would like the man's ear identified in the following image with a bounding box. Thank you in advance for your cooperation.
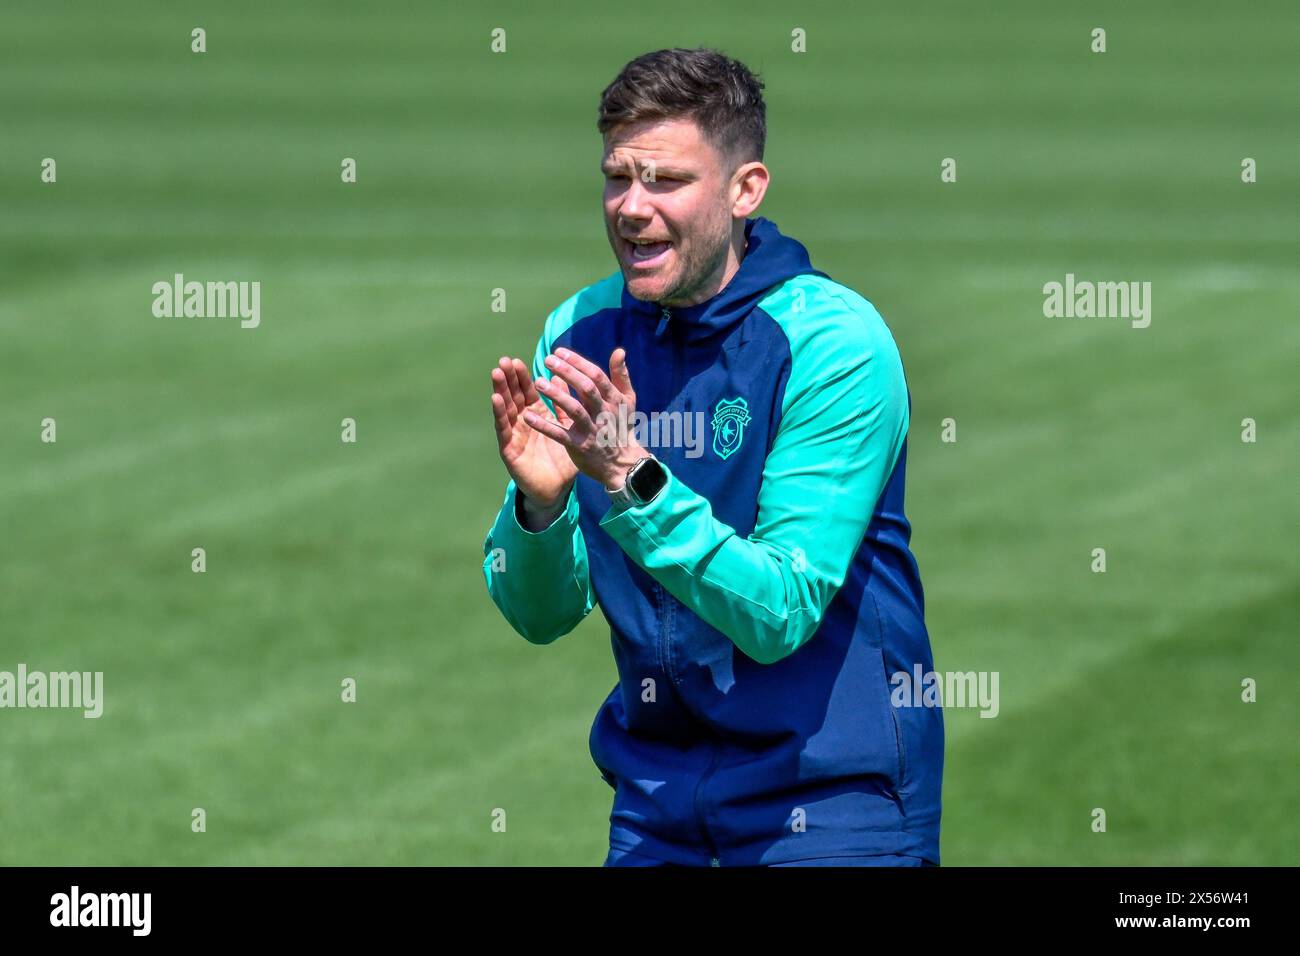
[730,161,770,218]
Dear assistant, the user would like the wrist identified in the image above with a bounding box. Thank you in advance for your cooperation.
[518,486,570,531]
[606,454,667,509]
[604,446,650,490]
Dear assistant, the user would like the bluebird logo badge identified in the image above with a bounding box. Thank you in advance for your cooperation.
[711,397,751,460]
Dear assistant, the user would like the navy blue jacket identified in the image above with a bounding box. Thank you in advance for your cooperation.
[484,217,943,865]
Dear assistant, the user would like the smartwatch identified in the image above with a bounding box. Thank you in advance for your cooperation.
[607,456,668,508]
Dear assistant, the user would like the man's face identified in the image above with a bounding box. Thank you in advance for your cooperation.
[601,118,736,307]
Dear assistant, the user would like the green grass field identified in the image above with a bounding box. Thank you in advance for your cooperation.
[1,0,1296,865]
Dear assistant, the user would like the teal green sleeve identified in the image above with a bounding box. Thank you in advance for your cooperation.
[481,480,594,644]
[480,272,622,644]
[598,281,909,665]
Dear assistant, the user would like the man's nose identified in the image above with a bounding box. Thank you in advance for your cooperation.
[619,176,652,223]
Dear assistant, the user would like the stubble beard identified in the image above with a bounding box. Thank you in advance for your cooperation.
[657,214,733,308]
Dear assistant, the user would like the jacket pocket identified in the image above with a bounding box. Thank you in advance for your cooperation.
[888,691,908,790]
[865,590,907,793]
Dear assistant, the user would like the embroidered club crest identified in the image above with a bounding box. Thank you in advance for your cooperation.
[711,397,751,460]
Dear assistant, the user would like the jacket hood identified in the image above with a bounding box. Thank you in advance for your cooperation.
[621,216,827,343]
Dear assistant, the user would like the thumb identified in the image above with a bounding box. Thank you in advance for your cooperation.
[609,348,635,401]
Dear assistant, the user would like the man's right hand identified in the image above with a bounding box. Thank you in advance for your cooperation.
[491,356,579,530]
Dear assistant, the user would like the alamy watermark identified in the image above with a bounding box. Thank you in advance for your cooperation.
[891,664,999,718]
[152,273,260,329]
[50,886,150,936]
[0,664,103,718]
[1043,273,1151,329]
[595,404,707,458]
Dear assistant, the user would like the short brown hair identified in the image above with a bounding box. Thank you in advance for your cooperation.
[598,48,767,167]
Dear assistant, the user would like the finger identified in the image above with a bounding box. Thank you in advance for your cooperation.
[533,362,583,430]
[555,347,623,407]
[536,376,592,430]
[490,392,513,449]
[535,364,570,417]
[522,408,573,447]
[491,368,518,427]
[545,355,606,418]
[609,348,636,403]
[533,377,569,426]
[499,356,527,412]
[512,358,541,406]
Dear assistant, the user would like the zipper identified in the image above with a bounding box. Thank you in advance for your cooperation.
[652,583,665,674]
[654,583,673,682]
[663,303,720,865]
[655,574,721,863]
[665,307,685,398]
[694,738,723,866]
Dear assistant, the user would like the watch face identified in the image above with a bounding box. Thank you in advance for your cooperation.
[629,458,667,503]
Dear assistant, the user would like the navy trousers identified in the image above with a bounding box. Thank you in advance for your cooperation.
[604,846,935,867]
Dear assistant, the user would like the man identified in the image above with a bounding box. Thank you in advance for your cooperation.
[482,48,942,866]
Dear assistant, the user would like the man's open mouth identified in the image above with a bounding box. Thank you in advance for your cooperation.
[624,237,673,269]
